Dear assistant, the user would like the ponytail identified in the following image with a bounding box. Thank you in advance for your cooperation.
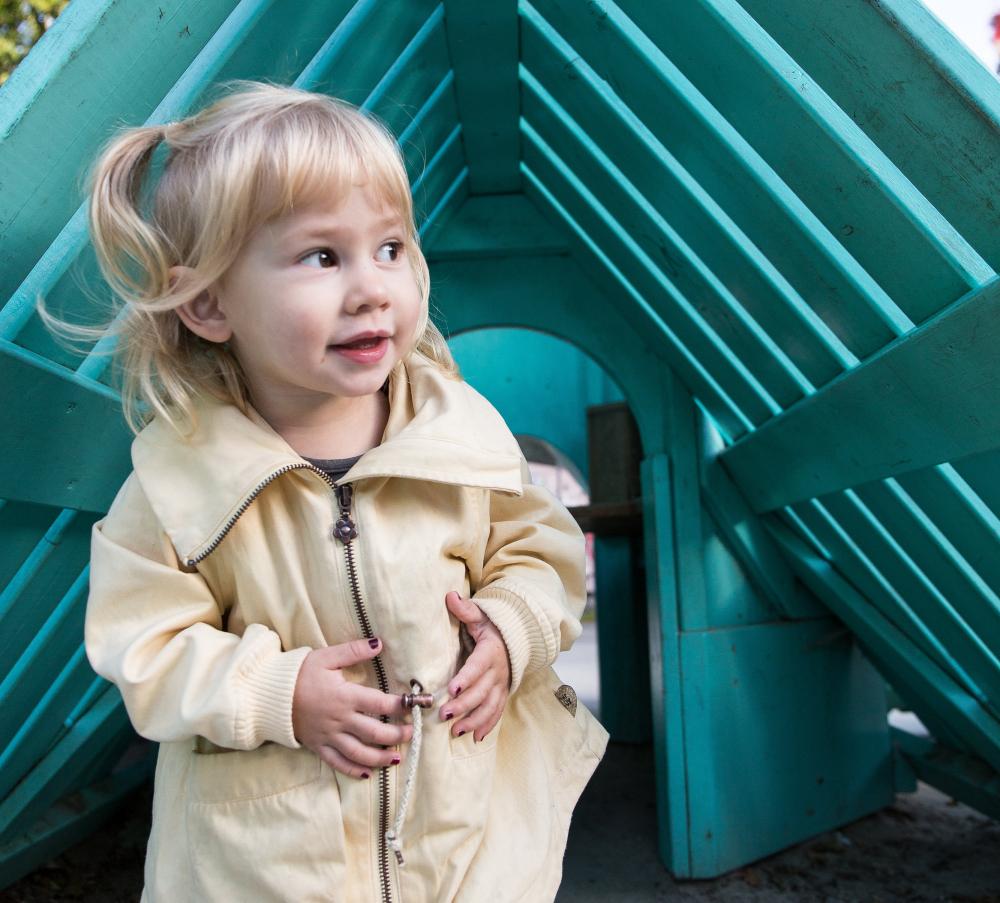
[87,124,175,306]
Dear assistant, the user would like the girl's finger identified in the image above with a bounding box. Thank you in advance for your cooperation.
[445,591,486,627]
[441,670,491,724]
[336,733,403,770]
[447,643,491,698]
[347,683,409,718]
[317,744,373,780]
[475,690,507,743]
[349,712,413,747]
[456,690,504,744]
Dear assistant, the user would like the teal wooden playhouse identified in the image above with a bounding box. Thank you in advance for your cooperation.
[2,0,1000,887]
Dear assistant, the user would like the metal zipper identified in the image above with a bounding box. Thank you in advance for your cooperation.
[186,462,327,567]
[186,463,396,903]
[334,481,395,903]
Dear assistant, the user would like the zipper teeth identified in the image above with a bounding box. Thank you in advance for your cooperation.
[187,462,394,902]
[336,486,393,903]
[187,462,334,566]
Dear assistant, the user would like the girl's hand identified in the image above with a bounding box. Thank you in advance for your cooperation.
[292,637,413,779]
[443,591,511,742]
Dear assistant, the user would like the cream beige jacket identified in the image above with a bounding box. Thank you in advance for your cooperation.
[85,351,608,903]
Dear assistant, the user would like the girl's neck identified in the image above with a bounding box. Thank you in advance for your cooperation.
[254,389,390,460]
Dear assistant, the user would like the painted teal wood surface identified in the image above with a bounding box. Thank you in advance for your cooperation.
[2,0,1000,887]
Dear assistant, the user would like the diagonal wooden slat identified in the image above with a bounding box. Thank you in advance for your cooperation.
[0,342,130,513]
[442,0,519,193]
[721,277,1000,511]
[740,0,1000,275]
[620,0,994,315]
[768,517,1000,773]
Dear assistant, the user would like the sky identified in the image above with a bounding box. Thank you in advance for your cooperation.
[920,0,1000,70]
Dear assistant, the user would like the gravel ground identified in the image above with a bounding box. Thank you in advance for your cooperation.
[1,741,997,902]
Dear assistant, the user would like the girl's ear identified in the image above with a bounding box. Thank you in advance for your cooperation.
[169,265,232,344]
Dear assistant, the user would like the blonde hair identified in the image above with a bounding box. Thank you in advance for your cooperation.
[40,79,459,436]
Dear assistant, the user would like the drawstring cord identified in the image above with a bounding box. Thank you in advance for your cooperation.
[387,679,435,866]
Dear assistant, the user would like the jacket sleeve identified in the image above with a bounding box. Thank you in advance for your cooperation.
[470,457,587,694]
[85,473,311,750]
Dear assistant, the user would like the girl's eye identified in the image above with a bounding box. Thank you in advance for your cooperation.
[300,249,336,269]
[377,241,404,263]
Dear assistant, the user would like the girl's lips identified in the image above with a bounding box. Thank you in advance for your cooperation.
[331,336,389,364]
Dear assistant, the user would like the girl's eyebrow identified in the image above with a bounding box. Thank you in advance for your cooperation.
[282,214,403,243]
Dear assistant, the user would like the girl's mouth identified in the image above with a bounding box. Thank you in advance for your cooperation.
[331,336,389,364]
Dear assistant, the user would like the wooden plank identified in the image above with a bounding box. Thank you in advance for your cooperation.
[522,0,904,361]
[0,342,131,514]
[522,68,812,413]
[853,479,1000,684]
[398,72,461,188]
[0,757,152,890]
[640,452,690,875]
[520,171,752,442]
[925,460,1000,597]
[721,278,1000,512]
[699,416,827,622]
[426,193,567,260]
[619,0,992,316]
[789,500,984,703]
[442,0,518,193]
[769,518,1000,773]
[412,125,466,226]
[0,646,94,801]
[0,510,95,686]
[567,501,641,536]
[521,16,853,389]
[523,120,779,429]
[740,0,1000,276]
[0,0,240,309]
[0,570,88,754]
[680,619,892,876]
[364,5,450,137]
[594,536,651,742]
[893,728,1000,821]
[0,687,132,842]
[294,0,440,104]
[820,492,1000,717]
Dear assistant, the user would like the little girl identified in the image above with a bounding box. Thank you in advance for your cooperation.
[73,80,608,902]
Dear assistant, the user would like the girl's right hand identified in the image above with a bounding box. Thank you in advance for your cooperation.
[292,637,413,779]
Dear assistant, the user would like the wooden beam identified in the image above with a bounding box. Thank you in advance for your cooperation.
[721,278,1000,512]
[0,341,131,514]
[768,518,1000,772]
[441,0,519,193]
[567,500,642,536]
[426,193,567,260]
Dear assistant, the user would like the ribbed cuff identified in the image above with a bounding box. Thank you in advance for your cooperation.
[472,583,550,694]
[238,645,312,748]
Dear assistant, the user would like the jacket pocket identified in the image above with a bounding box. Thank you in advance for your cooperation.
[187,741,322,803]
[185,745,346,901]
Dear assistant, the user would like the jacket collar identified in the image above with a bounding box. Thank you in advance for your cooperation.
[131,352,524,564]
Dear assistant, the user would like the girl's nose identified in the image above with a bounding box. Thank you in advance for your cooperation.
[343,265,390,312]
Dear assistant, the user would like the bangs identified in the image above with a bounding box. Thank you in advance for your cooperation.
[246,105,414,232]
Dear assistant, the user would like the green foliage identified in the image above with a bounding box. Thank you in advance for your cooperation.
[0,0,70,85]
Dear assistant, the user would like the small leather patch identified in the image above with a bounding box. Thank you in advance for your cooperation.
[554,684,578,717]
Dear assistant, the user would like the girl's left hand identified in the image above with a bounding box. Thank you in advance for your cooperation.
[443,590,511,742]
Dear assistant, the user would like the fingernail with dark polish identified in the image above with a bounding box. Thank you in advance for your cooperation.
[368,638,379,649]
[443,711,453,720]
[457,730,466,737]
[361,772,371,779]
[390,756,400,765]
[454,686,462,696]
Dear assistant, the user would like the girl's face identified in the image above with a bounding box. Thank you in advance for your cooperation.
[203,183,422,419]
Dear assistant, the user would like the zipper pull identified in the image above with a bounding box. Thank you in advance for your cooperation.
[333,483,358,543]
